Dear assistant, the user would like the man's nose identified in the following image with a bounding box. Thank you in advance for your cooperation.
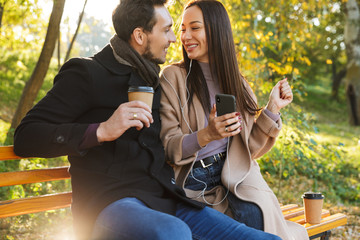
[169,29,176,43]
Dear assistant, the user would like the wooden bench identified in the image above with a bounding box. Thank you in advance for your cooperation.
[0,145,71,219]
[281,204,347,239]
[0,146,347,239]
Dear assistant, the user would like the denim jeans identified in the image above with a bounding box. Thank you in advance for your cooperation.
[91,197,281,240]
[185,158,264,231]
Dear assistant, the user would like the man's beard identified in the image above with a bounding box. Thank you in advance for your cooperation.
[142,40,164,65]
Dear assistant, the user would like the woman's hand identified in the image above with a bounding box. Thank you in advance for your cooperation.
[197,104,242,147]
[266,78,293,114]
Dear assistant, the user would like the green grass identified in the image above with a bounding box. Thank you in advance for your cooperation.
[294,78,360,164]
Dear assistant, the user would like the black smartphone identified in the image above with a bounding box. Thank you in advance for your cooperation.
[215,94,236,116]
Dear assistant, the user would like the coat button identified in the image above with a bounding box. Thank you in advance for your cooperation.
[56,135,65,143]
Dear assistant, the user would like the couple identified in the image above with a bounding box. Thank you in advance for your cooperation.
[14,0,307,239]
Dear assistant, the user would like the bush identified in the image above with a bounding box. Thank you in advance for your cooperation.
[259,100,360,204]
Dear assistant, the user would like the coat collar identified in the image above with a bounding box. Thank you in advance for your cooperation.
[93,44,158,89]
[93,44,132,76]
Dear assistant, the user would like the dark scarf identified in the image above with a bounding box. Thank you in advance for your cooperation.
[110,34,160,87]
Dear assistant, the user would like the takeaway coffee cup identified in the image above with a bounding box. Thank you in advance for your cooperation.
[302,192,324,224]
[128,86,154,108]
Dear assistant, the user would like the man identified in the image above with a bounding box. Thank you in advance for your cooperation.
[14,0,282,239]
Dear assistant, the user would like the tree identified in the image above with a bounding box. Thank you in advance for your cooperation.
[344,0,360,125]
[8,0,66,138]
[167,0,350,102]
[0,0,44,50]
[0,2,4,28]
[64,0,88,62]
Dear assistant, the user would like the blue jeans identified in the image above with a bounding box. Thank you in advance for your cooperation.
[185,158,264,231]
[91,197,281,240]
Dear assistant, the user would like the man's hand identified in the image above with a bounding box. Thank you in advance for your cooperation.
[96,101,153,142]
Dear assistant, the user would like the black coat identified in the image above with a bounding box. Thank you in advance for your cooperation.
[14,45,204,239]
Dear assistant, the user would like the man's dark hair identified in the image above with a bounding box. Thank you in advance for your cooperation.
[112,0,168,42]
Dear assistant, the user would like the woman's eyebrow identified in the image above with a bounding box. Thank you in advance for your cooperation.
[182,20,203,26]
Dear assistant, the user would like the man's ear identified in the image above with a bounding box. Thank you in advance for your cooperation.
[131,27,146,46]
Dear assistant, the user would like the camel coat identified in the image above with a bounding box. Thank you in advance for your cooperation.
[159,64,308,240]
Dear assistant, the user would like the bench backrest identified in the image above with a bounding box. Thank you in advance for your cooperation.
[0,146,72,218]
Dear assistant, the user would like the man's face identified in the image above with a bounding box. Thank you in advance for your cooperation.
[142,6,176,64]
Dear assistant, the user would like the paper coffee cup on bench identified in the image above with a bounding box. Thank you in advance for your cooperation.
[302,192,324,224]
[128,86,154,108]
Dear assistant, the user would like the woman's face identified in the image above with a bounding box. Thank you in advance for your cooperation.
[181,6,208,63]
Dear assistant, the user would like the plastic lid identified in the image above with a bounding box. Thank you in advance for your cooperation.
[302,192,324,199]
[128,86,154,93]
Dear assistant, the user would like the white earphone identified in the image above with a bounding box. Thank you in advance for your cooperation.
[162,59,194,133]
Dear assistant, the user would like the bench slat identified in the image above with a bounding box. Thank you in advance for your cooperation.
[0,167,70,187]
[0,192,72,218]
[0,146,22,161]
[288,209,330,224]
[280,204,298,212]
[305,213,348,236]
[283,207,304,219]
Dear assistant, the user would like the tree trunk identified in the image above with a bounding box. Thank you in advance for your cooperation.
[57,29,61,70]
[331,57,346,101]
[0,3,4,29]
[64,0,88,62]
[8,0,66,136]
[344,0,360,125]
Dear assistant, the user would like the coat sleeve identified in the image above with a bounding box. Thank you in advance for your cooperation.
[14,58,94,158]
[159,66,196,166]
[244,83,282,159]
[247,111,282,159]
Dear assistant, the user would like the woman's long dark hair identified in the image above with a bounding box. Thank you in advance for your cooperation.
[182,0,260,118]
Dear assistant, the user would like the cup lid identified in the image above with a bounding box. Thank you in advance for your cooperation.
[302,192,324,199]
[128,86,154,93]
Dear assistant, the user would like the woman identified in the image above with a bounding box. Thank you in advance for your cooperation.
[160,0,308,239]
